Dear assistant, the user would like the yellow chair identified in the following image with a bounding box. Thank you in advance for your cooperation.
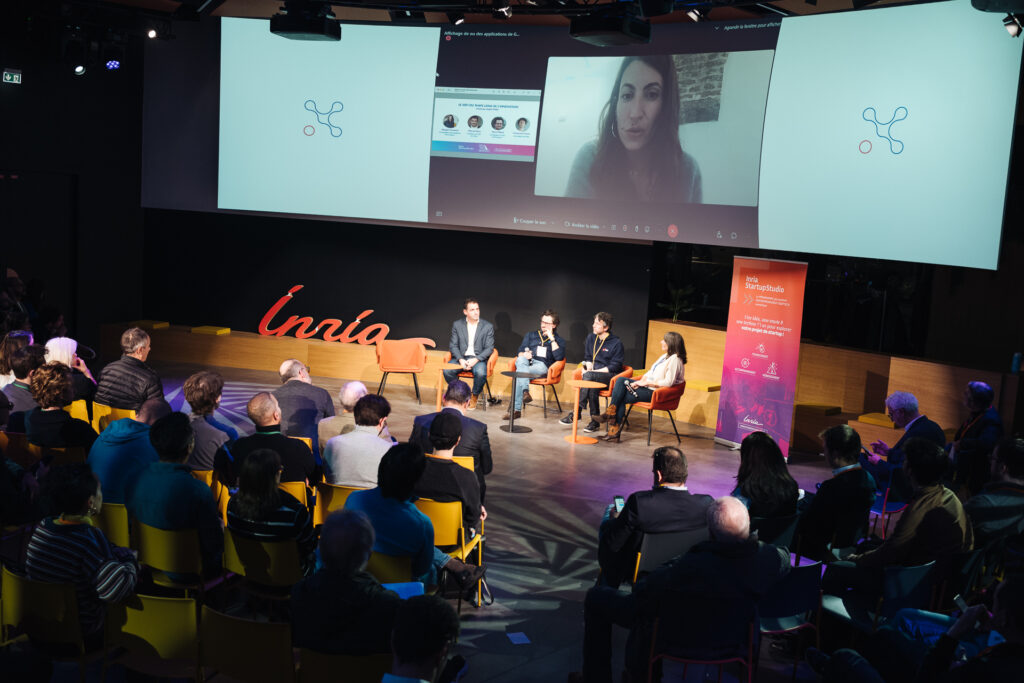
[94,503,130,548]
[103,594,199,680]
[298,649,390,683]
[42,446,87,467]
[133,520,205,593]
[200,605,297,682]
[313,482,366,526]
[414,498,484,609]
[366,552,413,584]
[190,469,214,487]
[279,480,310,507]
[290,435,313,451]
[63,399,90,424]
[0,431,39,469]
[189,470,230,524]
[1,565,101,681]
[223,528,303,592]
[452,456,475,473]
[91,403,136,433]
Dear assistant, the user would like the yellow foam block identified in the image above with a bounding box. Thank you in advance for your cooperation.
[687,380,722,393]
[858,412,894,428]
[190,326,231,336]
[796,403,841,416]
[130,320,169,330]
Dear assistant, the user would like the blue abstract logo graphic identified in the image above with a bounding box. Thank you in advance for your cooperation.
[304,100,343,137]
[862,106,907,155]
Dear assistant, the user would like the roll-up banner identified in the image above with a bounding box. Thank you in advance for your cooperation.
[716,256,808,458]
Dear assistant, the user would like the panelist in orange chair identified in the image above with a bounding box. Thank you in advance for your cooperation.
[601,331,686,443]
[560,312,624,434]
[507,309,566,420]
[442,298,495,411]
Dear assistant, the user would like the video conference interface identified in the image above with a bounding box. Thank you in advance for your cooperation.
[211,0,1020,269]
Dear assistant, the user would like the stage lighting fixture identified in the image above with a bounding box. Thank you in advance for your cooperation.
[493,0,512,19]
[639,0,676,17]
[686,7,708,22]
[448,12,466,25]
[1005,13,1023,36]
[147,28,158,39]
[73,65,86,76]
[271,0,341,41]
[570,8,652,46]
[103,43,125,71]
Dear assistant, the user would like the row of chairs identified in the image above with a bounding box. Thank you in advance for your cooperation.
[0,563,392,683]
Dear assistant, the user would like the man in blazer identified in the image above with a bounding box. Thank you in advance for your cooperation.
[597,446,713,588]
[410,380,493,502]
[861,391,946,501]
[442,298,495,410]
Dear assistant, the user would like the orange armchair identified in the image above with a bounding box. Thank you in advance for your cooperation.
[624,381,687,446]
[572,364,634,413]
[442,349,499,410]
[376,339,428,404]
[507,357,566,418]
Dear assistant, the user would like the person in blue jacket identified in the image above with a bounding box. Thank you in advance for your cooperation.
[507,309,566,420]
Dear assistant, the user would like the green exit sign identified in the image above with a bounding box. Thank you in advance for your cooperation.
[3,69,22,85]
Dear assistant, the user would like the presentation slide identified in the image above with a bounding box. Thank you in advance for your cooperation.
[758,0,1021,270]
[431,87,541,161]
[218,19,440,223]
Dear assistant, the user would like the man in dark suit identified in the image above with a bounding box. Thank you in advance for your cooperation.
[272,358,335,459]
[861,391,945,500]
[597,446,713,588]
[441,298,495,410]
[410,380,493,502]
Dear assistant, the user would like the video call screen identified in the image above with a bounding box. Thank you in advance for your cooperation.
[184,1,1022,269]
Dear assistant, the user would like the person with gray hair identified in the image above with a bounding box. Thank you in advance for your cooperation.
[575,495,790,683]
[272,358,335,459]
[317,381,379,451]
[290,509,402,655]
[94,326,164,410]
[861,391,945,500]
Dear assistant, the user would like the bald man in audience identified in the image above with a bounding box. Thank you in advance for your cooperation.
[575,496,790,683]
[214,392,320,487]
[272,358,335,457]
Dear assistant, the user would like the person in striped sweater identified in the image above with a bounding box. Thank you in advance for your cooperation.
[25,463,138,644]
[226,448,317,576]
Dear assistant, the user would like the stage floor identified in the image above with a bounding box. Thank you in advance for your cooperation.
[141,362,830,682]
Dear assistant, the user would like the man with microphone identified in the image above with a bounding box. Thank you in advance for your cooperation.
[507,310,566,421]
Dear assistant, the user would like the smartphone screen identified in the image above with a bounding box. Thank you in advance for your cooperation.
[614,495,625,513]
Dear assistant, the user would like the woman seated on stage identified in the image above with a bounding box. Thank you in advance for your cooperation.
[600,331,686,443]
[731,431,799,518]
[226,448,318,577]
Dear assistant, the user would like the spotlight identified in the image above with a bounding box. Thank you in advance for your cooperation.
[492,0,511,19]
[103,43,125,71]
[448,12,466,25]
[686,7,708,22]
[73,65,86,76]
[147,28,158,39]
[1005,13,1023,37]
[105,60,120,70]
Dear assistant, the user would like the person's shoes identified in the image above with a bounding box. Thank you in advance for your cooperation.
[602,422,622,442]
[522,390,533,404]
[469,394,479,410]
[594,414,607,424]
[503,410,522,421]
[583,419,601,433]
[559,413,576,426]
[605,404,618,418]
[805,647,831,676]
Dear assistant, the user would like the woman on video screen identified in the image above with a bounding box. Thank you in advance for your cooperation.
[565,55,702,203]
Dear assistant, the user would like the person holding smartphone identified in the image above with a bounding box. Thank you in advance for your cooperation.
[600,331,686,443]
[507,310,566,420]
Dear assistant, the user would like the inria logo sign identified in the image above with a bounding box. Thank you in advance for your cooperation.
[303,100,344,137]
[860,106,907,155]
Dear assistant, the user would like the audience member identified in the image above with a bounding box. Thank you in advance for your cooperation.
[507,309,566,420]
[291,509,401,655]
[861,391,945,500]
[0,447,41,526]
[950,381,1004,498]
[442,298,495,411]
[577,496,790,683]
[560,312,624,434]
[128,412,223,576]
[44,336,97,402]
[344,443,483,590]
[317,381,376,452]
[597,446,712,588]
[214,392,320,487]
[272,358,335,455]
[227,448,317,576]
[0,329,33,389]
[410,380,493,501]
[183,370,237,471]
[797,424,877,560]
[26,463,137,644]
[414,412,484,536]
[965,436,1024,546]
[94,327,164,410]
[24,362,97,450]
[2,344,46,431]
[387,595,461,683]
[323,394,393,487]
[731,431,799,518]
[87,398,172,504]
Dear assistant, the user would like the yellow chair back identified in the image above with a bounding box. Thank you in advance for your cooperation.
[313,482,366,526]
[278,480,309,506]
[298,649,390,683]
[366,552,413,584]
[133,521,203,584]
[43,446,87,467]
[290,436,313,451]
[64,399,89,423]
[92,403,136,433]
[413,498,465,547]
[200,606,297,682]
[0,432,39,469]
[105,593,199,664]
[94,502,130,548]
[190,469,214,487]
[1,565,82,650]
[223,528,303,588]
[452,456,474,473]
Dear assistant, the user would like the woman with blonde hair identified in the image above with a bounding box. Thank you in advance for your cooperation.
[44,336,96,402]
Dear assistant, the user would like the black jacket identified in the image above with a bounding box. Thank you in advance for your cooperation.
[411,407,493,501]
[95,355,164,410]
